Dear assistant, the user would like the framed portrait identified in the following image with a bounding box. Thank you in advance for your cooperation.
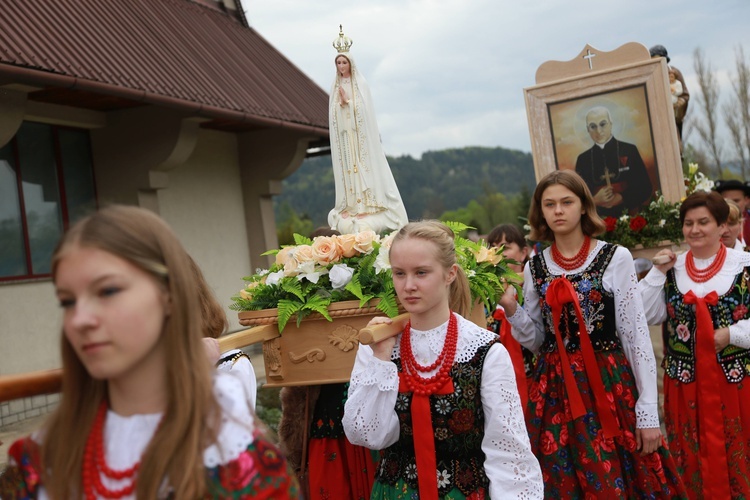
[524,44,684,216]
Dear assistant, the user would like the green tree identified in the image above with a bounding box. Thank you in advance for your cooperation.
[275,201,314,245]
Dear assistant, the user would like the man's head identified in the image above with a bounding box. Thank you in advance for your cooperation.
[649,44,670,63]
[585,106,613,145]
[714,179,750,213]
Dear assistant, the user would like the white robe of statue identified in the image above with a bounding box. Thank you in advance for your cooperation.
[328,52,408,235]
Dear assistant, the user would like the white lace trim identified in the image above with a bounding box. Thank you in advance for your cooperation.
[349,352,399,391]
[391,314,496,364]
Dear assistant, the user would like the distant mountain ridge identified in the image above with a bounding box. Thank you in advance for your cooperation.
[274,146,537,227]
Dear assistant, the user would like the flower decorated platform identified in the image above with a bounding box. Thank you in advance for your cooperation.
[228,222,518,387]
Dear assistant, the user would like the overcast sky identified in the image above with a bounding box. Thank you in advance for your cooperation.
[240,0,750,159]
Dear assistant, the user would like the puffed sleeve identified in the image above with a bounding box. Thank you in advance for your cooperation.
[605,247,660,429]
[217,351,258,410]
[342,344,401,449]
[637,267,668,325]
[482,343,544,499]
[506,262,546,353]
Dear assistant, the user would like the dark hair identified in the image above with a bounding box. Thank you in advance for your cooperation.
[487,224,528,249]
[679,190,729,225]
[528,170,606,241]
[310,226,341,238]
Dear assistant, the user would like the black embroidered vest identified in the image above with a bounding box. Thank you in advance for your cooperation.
[663,267,750,383]
[530,244,622,353]
[376,339,495,496]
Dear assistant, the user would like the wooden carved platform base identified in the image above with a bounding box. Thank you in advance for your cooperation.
[234,300,487,388]
[237,301,401,387]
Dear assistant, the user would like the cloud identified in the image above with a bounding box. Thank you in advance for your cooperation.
[242,0,750,158]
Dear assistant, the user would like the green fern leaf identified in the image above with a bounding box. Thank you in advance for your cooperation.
[444,221,473,234]
[376,291,399,317]
[281,279,305,301]
[293,234,313,246]
[303,294,333,321]
[277,299,303,332]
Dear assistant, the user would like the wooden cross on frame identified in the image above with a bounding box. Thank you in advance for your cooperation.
[583,49,596,69]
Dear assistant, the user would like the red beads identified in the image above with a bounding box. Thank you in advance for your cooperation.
[685,244,727,283]
[551,236,591,271]
[400,312,459,396]
[82,402,140,499]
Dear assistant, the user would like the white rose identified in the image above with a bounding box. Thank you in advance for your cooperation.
[265,270,284,286]
[297,261,326,283]
[329,264,355,290]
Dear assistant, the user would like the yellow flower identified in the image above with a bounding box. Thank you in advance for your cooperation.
[472,245,502,265]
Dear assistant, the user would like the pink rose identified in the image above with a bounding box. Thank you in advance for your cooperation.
[275,246,295,266]
[676,324,690,342]
[354,230,377,254]
[380,231,397,249]
[294,245,315,264]
[335,234,358,258]
[283,258,299,276]
[312,236,341,265]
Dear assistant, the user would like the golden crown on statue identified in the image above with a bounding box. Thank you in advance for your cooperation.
[332,24,353,53]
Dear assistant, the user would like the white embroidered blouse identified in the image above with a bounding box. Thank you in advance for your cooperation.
[638,247,750,349]
[506,241,660,429]
[342,313,544,499]
[33,370,256,500]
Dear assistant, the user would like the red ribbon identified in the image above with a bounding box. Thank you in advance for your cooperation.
[545,277,620,439]
[398,372,454,500]
[494,308,528,411]
[683,290,731,498]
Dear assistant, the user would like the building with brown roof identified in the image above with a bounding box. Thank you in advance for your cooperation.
[0,0,329,424]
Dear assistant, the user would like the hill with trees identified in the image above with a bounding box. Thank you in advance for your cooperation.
[274,146,536,240]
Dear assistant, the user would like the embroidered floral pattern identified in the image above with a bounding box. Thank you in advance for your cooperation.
[531,244,622,354]
[207,430,301,498]
[664,268,750,383]
[374,341,495,496]
[526,245,686,498]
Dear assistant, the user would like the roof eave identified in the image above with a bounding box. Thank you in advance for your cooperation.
[0,64,329,137]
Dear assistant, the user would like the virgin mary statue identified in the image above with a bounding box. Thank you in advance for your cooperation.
[328,27,408,234]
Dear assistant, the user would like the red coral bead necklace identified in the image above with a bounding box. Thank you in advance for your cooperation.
[685,243,726,283]
[82,401,140,499]
[551,235,591,271]
[400,311,458,396]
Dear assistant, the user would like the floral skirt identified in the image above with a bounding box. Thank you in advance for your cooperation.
[307,436,377,500]
[664,375,750,499]
[527,349,686,499]
[370,482,487,499]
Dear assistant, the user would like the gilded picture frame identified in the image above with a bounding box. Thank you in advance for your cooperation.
[524,46,685,211]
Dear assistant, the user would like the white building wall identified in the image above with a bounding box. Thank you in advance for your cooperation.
[158,128,252,332]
